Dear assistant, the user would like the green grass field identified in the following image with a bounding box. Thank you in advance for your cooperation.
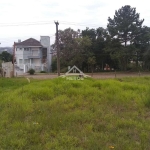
[0,77,150,150]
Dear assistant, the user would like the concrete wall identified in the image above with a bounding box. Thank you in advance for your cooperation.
[2,62,13,77]
[15,47,23,64]
[40,36,52,72]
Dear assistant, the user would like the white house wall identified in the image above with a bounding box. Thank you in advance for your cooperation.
[32,58,41,65]
[2,62,13,77]
[23,49,31,59]
[15,48,23,64]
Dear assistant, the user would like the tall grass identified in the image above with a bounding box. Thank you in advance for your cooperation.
[0,77,150,149]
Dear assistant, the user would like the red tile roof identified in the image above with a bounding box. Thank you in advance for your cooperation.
[15,38,42,47]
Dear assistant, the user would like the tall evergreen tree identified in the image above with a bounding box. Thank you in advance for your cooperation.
[107,5,144,70]
[107,5,144,47]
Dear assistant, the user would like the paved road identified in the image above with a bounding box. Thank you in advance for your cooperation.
[20,72,150,79]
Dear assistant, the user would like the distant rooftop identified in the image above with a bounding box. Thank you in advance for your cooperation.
[15,38,42,47]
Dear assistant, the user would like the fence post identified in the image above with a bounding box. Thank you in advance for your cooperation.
[138,70,141,77]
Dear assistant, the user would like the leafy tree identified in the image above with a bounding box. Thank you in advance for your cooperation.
[58,28,79,61]
[143,46,150,70]
[88,56,96,75]
[81,28,96,71]
[133,26,150,67]
[0,59,2,67]
[82,27,110,71]
[82,27,96,42]
[105,38,124,70]
[52,28,92,71]
[0,51,13,62]
[93,27,111,70]
[51,56,57,72]
[72,36,92,69]
[52,28,80,70]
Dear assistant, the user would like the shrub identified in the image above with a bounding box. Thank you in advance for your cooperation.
[28,69,35,75]
[40,71,46,73]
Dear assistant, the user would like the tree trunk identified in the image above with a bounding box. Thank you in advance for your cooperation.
[136,52,138,68]
[125,40,127,47]
[124,41,127,71]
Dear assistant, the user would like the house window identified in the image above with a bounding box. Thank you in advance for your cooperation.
[24,59,29,64]
[19,59,23,64]
[24,48,30,51]
[32,50,38,56]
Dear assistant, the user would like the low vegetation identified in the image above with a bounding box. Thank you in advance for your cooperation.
[40,71,47,73]
[28,68,35,75]
[0,77,150,149]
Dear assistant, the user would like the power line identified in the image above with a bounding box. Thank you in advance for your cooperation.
[60,21,101,27]
[0,19,149,29]
[0,34,55,43]
[0,21,54,27]
[0,20,100,28]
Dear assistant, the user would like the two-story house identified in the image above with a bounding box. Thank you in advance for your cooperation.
[14,36,52,75]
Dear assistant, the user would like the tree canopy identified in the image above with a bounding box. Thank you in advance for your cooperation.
[0,51,12,62]
[52,5,150,72]
[107,5,144,46]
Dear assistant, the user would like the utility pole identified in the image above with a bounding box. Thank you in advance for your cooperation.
[13,42,15,77]
[55,21,60,76]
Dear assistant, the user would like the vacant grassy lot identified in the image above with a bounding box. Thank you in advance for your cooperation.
[0,77,150,150]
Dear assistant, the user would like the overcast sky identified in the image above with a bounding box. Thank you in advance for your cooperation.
[0,0,150,47]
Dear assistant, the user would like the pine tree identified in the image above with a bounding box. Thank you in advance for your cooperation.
[107,5,144,47]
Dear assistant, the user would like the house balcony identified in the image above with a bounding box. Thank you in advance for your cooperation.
[27,55,41,59]
[15,64,24,70]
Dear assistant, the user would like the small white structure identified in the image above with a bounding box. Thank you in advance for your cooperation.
[60,65,90,80]
[2,62,13,77]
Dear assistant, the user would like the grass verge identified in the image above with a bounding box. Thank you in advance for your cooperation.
[0,77,150,149]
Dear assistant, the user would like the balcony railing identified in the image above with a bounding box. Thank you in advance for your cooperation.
[23,51,41,59]
[27,55,41,59]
